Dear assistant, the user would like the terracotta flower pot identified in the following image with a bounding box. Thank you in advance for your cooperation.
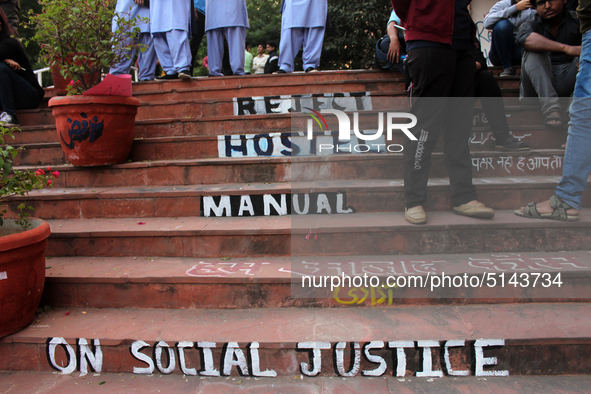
[49,95,140,166]
[0,218,51,338]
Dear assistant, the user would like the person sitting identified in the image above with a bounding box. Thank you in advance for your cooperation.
[252,43,268,74]
[484,0,536,77]
[515,0,591,222]
[264,41,279,74]
[0,9,44,127]
[516,0,581,128]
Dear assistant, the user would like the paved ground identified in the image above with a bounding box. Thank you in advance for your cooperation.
[2,371,591,393]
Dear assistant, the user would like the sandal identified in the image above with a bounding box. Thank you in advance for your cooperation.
[514,195,579,221]
[543,110,564,129]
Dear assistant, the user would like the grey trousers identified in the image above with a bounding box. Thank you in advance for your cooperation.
[520,50,578,115]
[0,0,19,37]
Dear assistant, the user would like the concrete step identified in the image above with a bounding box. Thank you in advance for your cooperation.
[1,303,591,376]
[42,210,591,258]
[40,251,591,309]
[3,176,587,220]
[2,371,591,394]
[12,150,566,189]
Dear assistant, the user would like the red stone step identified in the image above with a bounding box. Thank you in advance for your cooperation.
[12,151,566,189]
[10,124,565,167]
[3,176,586,220]
[2,372,591,394]
[1,303,591,376]
[40,251,591,309]
[42,210,591,258]
[14,99,539,140]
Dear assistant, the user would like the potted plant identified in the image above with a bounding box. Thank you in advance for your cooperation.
[0,125,58,337]
[26,0,145,166]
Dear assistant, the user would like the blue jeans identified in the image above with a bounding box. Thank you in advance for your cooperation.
[488,19,522,69]
[555,30,591,210]
[0,63,41,117]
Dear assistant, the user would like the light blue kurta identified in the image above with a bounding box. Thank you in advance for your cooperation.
[150,0,191,33]
[113,0,150,33]
[281,0,327,29]
[205,0,249,31]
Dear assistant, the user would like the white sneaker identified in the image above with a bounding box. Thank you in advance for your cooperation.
[0,112,19,127]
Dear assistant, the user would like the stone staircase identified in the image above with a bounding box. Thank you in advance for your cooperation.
[1,69,591,390]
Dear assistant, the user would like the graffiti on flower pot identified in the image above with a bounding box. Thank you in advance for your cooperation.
[60,112,104,149]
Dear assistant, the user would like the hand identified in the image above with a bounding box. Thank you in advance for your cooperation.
[516,0,532,11]
[133,0,144,5]
[4,59,20,71]
[195,9,199,19]
[564,45,582,57]
[387,36,401,63]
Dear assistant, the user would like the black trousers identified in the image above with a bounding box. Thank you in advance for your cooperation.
[475,69,511,144]
[0,63,41,117]
[190,10,206,70]
[404,46,478,209]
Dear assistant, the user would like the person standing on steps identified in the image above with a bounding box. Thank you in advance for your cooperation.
[205,0,249,77]
[151,0,192,80]
[391,0,496,225]
[110,0,157,81]
[276,0,327,73]
[472,45,531,150]
[516,0,591,222]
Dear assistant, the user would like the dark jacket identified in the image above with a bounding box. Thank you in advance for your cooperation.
[264,50,279,74]
[391,0,469,45]
[0,37,45,99]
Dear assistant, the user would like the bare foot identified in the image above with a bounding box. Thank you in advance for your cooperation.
[519,199,579,216]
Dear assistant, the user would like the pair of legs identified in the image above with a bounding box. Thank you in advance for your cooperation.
[152,29,191,76]
[404,47,491,223]
[518,29,591,219]
[207,27,246,76]
[109,32,157,81]
[520,50,578,126]
[190,10,206,72]
[488,19,522,70]
[278,26,325,72]
[475,69,528,149]
[0,63,41,122]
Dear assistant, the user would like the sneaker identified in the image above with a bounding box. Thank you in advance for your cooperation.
[495,136,530,151]
[453,202,495,219]
[305,67,319,73]
[155,73,179,80]
[499,68,514,77]
[273,69,287,74]
[405,206,427,225]
[0,112,19,127]
[178,70,192,80]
